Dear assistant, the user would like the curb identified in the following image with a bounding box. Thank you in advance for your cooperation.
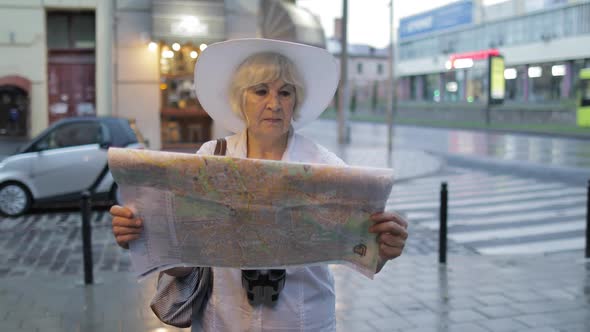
[433,151,590,185]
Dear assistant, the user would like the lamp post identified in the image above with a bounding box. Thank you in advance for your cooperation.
[387,1,396,153]
[337,0,349,144]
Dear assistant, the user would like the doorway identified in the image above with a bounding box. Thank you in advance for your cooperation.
[46,11,96,124]
[0,85,28,137]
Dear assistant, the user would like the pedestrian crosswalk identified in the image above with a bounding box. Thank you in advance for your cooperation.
[386,167,588,255]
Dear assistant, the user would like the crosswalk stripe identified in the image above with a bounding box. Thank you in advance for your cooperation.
[389,187,582,210]
[404,211,437,221]
[393,173,525,189]
[450,196,586,215]
[477,237,585,255]
[418,207,586,229]
[450,220,585,243]
[391,180,538,199]
[389,182,568,204]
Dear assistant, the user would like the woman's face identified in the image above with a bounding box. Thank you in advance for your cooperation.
[243,79,295,139]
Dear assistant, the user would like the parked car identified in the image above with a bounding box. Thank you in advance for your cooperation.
[0,116,146,216]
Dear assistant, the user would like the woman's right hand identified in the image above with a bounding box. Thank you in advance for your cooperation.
[110,205,143,249]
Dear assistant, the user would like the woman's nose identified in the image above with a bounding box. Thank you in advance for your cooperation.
[266,91,280,110]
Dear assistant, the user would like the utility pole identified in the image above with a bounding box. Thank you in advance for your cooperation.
[387,0,395,152]
[337,0,349,144]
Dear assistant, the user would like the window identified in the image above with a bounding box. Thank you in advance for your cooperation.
[47,12,95,49]
[357,62,363,74]
[377,63,383,75]
[34,122,102,151]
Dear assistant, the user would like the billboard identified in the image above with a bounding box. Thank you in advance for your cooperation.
[399,0,473,40]
[488,55,505,104]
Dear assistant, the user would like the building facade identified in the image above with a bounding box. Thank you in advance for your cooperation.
[328,41,389,113]
[396,0,590,109]
[0,0,324,150]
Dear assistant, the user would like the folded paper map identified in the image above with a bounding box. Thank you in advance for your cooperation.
[107,148,394,279]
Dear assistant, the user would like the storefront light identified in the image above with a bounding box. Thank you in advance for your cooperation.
[551,64,565,77]
[453,58,474,69]
[504,68,517,80]
[446,82,458,92]
[190,51,198,59]
[528,66,542,78]
[162,50,175,58]
[445,61,452,70]
[200,43,208,51]
[172,43,181,51]
[148,42,158,52]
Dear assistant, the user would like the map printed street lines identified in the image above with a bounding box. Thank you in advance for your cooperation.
[108,148,394,279]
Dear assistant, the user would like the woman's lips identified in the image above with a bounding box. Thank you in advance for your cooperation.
[264,118,282,123]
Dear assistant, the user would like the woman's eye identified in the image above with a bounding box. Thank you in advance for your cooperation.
[279,90,292,97]
[255,89,267,96]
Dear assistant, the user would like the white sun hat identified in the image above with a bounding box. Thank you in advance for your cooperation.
[193,38,340,133]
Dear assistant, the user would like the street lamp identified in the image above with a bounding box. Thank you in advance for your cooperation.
[387,1,395,153]
[337,0,349,144]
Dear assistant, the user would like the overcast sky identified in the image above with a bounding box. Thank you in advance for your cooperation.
[297,0,503,48]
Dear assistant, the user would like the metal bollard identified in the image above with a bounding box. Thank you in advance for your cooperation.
[586,180,589,259]
[81,190,94,284]
[439,182,448,264]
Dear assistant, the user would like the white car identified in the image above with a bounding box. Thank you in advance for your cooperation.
[0,117,146,216]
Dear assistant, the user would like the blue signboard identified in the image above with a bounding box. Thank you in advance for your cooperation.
[399,0,473,40]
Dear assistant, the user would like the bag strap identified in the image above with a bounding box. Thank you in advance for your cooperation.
[214,138,227,156]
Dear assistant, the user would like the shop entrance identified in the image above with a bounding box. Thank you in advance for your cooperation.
[0,85,28,137]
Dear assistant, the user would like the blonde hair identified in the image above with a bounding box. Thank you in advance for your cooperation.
[229,52,305,122]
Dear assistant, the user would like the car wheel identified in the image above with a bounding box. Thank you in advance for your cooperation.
[110,183,122,205]
[0,182,32,217]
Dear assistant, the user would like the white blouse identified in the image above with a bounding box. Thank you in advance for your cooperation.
[151,130,346,332]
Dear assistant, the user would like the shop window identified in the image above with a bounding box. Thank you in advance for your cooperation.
[357,63,363,74]
[442,71,458,102]
[529,63,561,102]
[424,74,441,102]
[47,12,95,50]
[466,63,486,103]
[47,15,69,49]
[71,15,96,48]
[159,42,211,147]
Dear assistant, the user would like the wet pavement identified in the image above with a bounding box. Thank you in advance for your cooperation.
[1,121,590,331]
[301,120,590,171]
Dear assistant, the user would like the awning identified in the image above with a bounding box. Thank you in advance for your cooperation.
[152,0,226,45]
[259,0,326,49]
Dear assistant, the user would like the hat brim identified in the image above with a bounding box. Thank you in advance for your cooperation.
[194,38,340,133]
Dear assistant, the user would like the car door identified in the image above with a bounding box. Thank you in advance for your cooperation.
[31,121,107,199]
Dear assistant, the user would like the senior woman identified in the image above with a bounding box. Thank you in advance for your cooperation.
[110,38,408,331]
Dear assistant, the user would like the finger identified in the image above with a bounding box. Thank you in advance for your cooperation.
[379,243,403,260]
[369,221,408,238]
[112,216,142,228]
[110,205,134,219]
[112,225,143,237]
[370,211,408,228]
[378,232,408,246]
[116,234,141,246]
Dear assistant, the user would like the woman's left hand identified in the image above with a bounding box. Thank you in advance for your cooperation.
[368,211,409,273]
